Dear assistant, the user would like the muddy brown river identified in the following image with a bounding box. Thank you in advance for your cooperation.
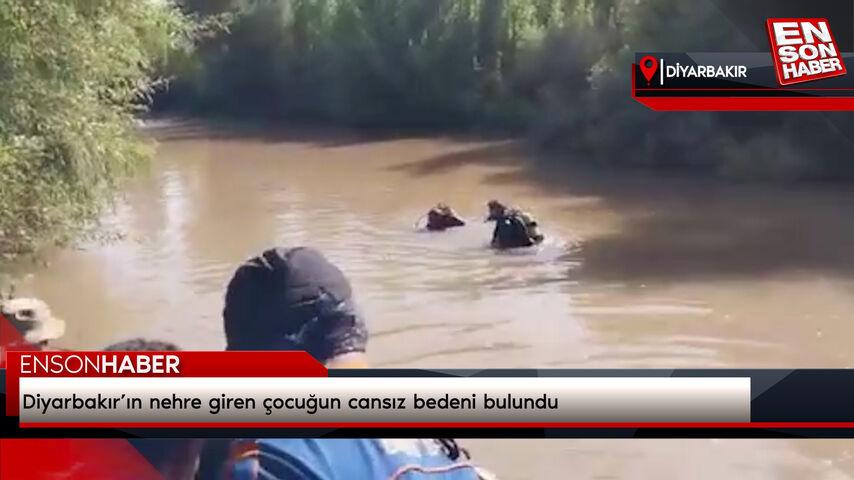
[5,119,854,478]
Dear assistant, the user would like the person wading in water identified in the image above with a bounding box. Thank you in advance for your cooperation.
[486,200,544,249]
[424,203,466,231]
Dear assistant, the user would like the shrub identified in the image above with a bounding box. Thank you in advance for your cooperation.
[0,0,195,256]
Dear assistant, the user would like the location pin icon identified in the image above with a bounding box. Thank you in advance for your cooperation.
[639,56,658,84]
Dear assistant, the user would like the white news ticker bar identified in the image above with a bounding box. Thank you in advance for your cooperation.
[19,377,751,423]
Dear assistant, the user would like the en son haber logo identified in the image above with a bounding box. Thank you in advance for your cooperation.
[767,18,847,86]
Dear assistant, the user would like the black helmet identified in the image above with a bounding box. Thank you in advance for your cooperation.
[223,247,367,362]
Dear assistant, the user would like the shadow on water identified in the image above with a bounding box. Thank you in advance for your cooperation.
[391,141,854,283]
[141,118,389,147]
[387,141,522,175]
[141,117,514,149]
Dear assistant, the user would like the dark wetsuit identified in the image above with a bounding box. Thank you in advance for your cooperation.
[491,209,543,249]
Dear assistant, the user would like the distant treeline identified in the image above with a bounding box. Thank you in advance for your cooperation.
[3,2,854,257]
[160,0,854,182]
[160,0,626,129]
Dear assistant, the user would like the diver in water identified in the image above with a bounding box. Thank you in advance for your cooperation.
[486,200,544,249]
[424,203,466,231]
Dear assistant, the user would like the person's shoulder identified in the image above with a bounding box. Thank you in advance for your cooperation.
[372,439,484,478]
[512,208,537,220]
[252,439,394,479]
[242,439,484,479]
[224,439,333,480]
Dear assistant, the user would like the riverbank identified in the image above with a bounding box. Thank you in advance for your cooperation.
[6,121,854,478]
[8,120,854,363]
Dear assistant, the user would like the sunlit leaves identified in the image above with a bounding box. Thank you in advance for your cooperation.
[0,0,195,255]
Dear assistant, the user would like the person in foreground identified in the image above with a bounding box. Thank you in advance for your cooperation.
[104,339,204,480]
[206,246,495,479]
[486,200,544,249]
[424,203,466,231]
[0,294,66,349]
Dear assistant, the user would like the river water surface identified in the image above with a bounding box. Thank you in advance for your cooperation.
[6,119,854,479]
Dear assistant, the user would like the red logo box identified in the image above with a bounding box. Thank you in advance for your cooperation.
[766,18,847,86]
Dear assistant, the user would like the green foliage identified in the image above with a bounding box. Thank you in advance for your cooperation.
[165,0,854,180]
[533,0,854,181]
[165,0,567,127]
[0,0,195,256]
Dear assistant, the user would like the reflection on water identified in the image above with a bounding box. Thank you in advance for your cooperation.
[5,119,854,479]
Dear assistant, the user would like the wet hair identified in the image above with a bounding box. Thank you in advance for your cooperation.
[487,200,506,214]
[487,200,508,223]
[103,338,181,351]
